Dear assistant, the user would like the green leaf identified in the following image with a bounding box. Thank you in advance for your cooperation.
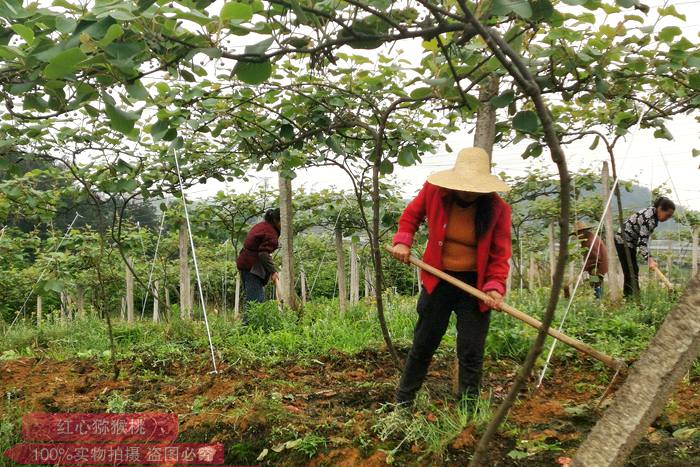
[104,100,141,134]
[221,2,253,21]
[11,24,34,44]
[672,427,700,440]
[397,146,417,167]
[98,23,123,47]
[233,60,272,84]
[379,159,394,175]
[126,80,149,100]
[150,118,170,141]
[658,26,681,43]
[410,87,433,100]
[115,178,139,193]
[43,279,64,293]
[512,111,539,132]
[245,37,274,55]
[530,0,554,20]
[491,0,532,18]
[560,0,586,4]
[616,0,635,8]
[691,148,700,158]
[589,135,600,150]
[491,90,515,108]
[43,48,87,79]
[688,73,700,90]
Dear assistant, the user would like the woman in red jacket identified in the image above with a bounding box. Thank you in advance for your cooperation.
[391,147,512,406]
[236,208,281,321]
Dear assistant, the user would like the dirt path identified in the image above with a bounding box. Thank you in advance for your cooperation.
[2,350,699,466]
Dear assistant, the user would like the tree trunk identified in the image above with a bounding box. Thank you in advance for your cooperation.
[364,264,372,299]
[164,286,170,316]
[36,295,42,325]
[278,173,298,311]
[234,274,241,320]
[371,159,399,365]
[179,221,192,319]
[300,269,307,305]
[572,274,700,467]
[152,280,160,323]
[335,228,348,313]
[125,258,135,323]
[529,253,537,290]
[350,239,360,304]
[60,292,67,323]
[76,286,85,319]
[601,162,623,300]
[120,296,125,321]
[549,222,557,285]
[692,228,698,277]
[506,258,514,294]
[472,75,500,162]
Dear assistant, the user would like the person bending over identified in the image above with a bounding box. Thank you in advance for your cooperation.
[236,208,281,321]
[614,197,675,299]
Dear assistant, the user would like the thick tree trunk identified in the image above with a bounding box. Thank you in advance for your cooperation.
[335,228,348,313]
[152,280,159,322]
[36,296,42,325]
[179,222,192,319]
[125,258,134,323]
[76,286,85,319]
[529,253,537,290]
[278,173,298,311]
[572,274,700,467]
[601,162,623,300]
[692,228,698,277]
[350,240,360,304]
[473,75,500,162]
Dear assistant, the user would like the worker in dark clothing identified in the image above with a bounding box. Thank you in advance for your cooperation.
[614,197,675,299]
[236,208,281,321]
[571,220,609,299]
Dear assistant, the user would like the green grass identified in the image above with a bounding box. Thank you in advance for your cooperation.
[0,285,679,371]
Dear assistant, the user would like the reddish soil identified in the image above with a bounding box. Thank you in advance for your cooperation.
[1,351,699,466]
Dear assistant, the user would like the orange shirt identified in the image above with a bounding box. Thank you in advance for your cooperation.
[442,202,477,271]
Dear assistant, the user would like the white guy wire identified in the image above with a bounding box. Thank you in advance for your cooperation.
[140,211,166,319]
[7,212,82,331]
[537,109,649,387]
[173,148,218,374]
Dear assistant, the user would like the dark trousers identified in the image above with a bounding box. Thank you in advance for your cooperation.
[396,271,490,404]
[240,270,265,323]
[615,241,639,299]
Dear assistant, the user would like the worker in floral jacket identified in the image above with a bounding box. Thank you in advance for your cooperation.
[391,147,512,407]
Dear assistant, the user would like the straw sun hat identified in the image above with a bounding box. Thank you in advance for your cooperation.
[427,147,511,193]
[571,220,594,235]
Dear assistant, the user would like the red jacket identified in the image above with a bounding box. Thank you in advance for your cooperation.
[392,182,512,312]
[236,221,280,280]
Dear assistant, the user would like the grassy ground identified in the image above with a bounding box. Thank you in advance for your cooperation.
[1,285,699,466]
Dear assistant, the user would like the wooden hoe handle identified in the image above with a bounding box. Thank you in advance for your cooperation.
[385,245,627,372]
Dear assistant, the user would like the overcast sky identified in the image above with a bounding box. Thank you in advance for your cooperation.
[194,0,700,210]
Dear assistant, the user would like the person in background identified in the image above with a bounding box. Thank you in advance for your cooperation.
[571,220,608,299]
[390,147,512,408]
[236,208,281,321]
[614,197,675,299]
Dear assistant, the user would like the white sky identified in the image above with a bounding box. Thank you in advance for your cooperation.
[193,0,700,209]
